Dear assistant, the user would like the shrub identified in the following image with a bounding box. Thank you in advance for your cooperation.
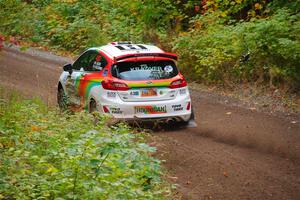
[0,95,168,199]
[173,9,300,90]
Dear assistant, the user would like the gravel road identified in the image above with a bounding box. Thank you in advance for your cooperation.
[0,47,299,200]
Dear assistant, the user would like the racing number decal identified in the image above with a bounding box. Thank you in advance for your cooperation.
[115,44,148,51]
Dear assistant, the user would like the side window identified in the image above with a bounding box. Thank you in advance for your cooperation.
[73,51,108,72]
[88,53,108,72]
[73,51,93,71]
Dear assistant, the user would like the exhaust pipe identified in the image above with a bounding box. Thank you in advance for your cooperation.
[166,118,177,124]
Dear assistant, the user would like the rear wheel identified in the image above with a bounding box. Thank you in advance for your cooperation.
[57,86,68,110]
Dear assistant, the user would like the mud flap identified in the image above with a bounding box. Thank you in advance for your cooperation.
[186,119,197,128]
[186,107,197,128]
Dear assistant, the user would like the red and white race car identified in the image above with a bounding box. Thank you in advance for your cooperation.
[57,42,195,125]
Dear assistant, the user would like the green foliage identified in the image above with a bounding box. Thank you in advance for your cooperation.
[204,0,270,20]
[174,14,242,83]
[0,0,299,90]
[0,0,35,37]
[238,9,300,89]
[0,95,168,199]
[269,0,300,14]
[174,9,300,90]
[0,0,179,51]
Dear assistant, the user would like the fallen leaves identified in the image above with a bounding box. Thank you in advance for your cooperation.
[0,34,21,50]
[186,180,192,185]
[223,171,229,177]
[0,35,5,42]
[31,125,41,132]
[0,34,5,50]
[9,36,20,46]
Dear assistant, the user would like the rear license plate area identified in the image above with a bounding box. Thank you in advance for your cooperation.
[141,88,157,97]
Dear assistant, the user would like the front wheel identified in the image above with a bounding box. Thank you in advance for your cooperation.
[57,87,68,110]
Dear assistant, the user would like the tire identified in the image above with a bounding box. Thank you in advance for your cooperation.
[185,108,197,128]
[182,107,197,127]
[89,99,97,113]
[57,86,68,110]
[190,107,195,121]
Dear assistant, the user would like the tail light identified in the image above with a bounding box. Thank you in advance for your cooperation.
[102,106,110,113]
[186,102,191,110]
[102,80,130,91]
[169,78,187,89]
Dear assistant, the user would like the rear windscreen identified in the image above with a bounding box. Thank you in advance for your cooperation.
[111,60,178,80]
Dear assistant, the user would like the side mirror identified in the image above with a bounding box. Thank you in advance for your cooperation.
[63,63,72,74]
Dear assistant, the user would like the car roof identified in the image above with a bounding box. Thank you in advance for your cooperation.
[90,43,165,59]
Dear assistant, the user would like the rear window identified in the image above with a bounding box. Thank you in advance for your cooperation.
[111,60,178,80]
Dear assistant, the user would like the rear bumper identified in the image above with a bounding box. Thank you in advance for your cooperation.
[99,93,192,122]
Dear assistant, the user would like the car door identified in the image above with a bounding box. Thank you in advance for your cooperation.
[65,50,97,105]
[79,52,108,100]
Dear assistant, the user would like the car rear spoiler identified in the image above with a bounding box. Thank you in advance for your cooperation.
[114,53,178,62]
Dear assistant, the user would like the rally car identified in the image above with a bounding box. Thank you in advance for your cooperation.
[57,42,195,125]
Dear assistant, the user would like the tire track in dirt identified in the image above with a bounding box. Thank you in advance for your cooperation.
[0,47,70,104]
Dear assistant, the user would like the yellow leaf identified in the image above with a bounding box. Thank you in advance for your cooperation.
[255,3,263,10]
[31,125,41,132]
[46,165,58,174]
[220,12,227,17]
[223,171,229,177]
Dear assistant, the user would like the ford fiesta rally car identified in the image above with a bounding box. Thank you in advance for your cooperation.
[57,42,195,125]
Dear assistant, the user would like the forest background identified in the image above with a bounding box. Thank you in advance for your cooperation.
[1,0,299,92]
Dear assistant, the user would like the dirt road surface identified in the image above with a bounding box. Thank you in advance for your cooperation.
[1,47,299,200]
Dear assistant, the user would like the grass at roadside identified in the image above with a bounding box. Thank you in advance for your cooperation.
[0,90,171,199]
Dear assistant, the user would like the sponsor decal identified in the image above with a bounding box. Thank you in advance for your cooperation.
[179,89,186,95]
[95,55,102,62]
[164,65,173,73]
[141,88,157,97]
[102,69,108,76]
[172,104,183,111]
[93,61,102,71]
[110,107,123,114]
[135,105,167,114]
[130,91,139,96]
[130,64,163,72]
[107,91,116,98]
